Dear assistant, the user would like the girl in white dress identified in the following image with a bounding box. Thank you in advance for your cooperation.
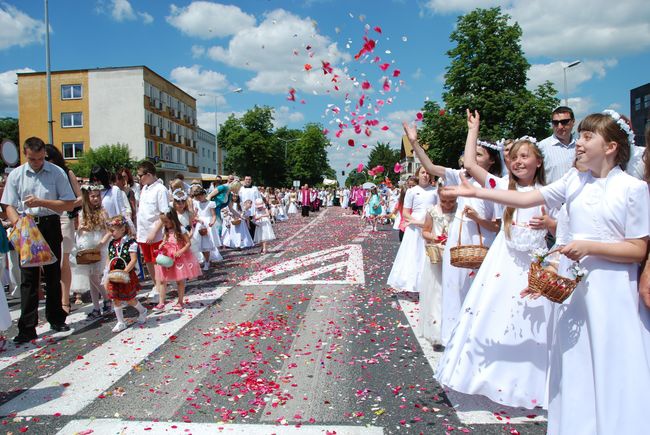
[273,198,288,222]
[253,198,275,253]
[418,188,456,347]
[403,121,501,345]
[386,167,438,293]
[450,110,650,434]
[192,188,222,270]
[287,191,299,215]
[437,110,555,408]
[227,195,254,249]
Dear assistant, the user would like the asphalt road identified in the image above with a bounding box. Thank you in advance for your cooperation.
[0,206,547,434]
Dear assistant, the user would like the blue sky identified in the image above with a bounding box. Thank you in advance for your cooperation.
[1,0,649,183]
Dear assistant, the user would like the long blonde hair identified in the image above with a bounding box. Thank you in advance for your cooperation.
[80,189,107,231]
[502,140,546,239]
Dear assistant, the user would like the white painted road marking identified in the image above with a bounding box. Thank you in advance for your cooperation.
[0,287,230,417]
[241,244,364,286]
[56,419,385,435]
[399,299,547,425]
[271,208,329,259]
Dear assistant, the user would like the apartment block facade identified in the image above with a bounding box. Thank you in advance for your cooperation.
[17,66,199,180]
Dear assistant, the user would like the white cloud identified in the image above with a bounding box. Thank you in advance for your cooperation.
[97,0,154,24]
[412,67,424,80]
[567,96,594,122]
[423,0,650,58]
[206,9,351,95]
[169,65,232,104]
[191,45,206,58]
[0,4,45,51]
[273,106,305,128]
[197,110,245,134]
[527,59,618,94]
[166,1,256,39]
[0,68,35,116]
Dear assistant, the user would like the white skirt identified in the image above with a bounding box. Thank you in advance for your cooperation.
[221,221,254,249]
[386,224,426,293]
[436,232,551,408]
[253,219,276,243]
[287,202,298,214]
[418,259,443,345]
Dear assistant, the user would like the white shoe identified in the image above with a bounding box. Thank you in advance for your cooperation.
[137,309,147,324]
[112,322,127,333]
[148,290,159,304]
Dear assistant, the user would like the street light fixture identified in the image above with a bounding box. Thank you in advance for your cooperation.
[198,87,243,174]
[563,60,581,106]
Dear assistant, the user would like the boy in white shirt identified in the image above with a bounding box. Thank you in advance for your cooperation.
[135,161,170,306]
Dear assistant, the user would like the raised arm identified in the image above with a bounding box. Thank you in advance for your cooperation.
[462,110,490,187]
[402,122,447,178]
[450,172,545,208]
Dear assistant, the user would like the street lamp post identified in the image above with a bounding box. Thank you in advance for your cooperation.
[277,137,300,160]
[563,60,581,107]
[199,88,242,175]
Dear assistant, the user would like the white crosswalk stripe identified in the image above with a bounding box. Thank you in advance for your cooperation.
[0,287,230,417]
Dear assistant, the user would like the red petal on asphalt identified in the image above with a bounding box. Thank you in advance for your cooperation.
[348,139,355,147]
[76,355,84,360]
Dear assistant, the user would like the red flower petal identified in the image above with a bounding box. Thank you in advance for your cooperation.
[304,63,312,71]
[361,81,371,90]
[374,26,382,34]
[348,139,355,146]
[379,63,390,71]
[393,69,401,77]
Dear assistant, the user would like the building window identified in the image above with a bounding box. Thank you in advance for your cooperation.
[644,94,650,109]
[62,142,83,159]
[61,84,82,100]
[636,97,642,111]
[61,112,83,128]
[146,140,154,157]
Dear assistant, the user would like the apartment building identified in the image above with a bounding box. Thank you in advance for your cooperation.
[17,66,199,180]
[196,127,217,175]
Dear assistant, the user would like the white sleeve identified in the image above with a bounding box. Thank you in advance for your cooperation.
[444,168,461,186]
[403,188,415,209]
[539,168,576,210]
[624,180,650,239]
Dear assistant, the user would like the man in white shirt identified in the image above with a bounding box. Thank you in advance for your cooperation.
[537,106,577,183]
[137,161,170,305]
[238,175,261,238]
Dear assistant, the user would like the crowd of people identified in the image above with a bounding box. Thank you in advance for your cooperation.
[0,143,349,342]
[386,105,650,434]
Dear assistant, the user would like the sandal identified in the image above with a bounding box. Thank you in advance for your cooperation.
[87,308,102,319]
[171,303,184,311]
[62,303,72,314]
[0,336,6,352]
[152,303,166,313]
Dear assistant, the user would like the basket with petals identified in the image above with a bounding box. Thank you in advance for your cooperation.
[527,248,586,303]
[107,257,130,284]
[425,234,447,264]
[450,219,488,269]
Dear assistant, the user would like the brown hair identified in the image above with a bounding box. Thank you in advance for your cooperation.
[23,137,46,153]
[552,106,575,120]
[137,160,157,176]
[502,140,546,239]
[578,113,631,170]
[162,209,185,247]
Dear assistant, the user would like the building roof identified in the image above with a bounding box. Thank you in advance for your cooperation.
[400,135,429,159]
[17,65,196,101]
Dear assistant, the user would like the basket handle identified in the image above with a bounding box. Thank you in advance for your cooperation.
[456,211,484,248]
[109,256,127,270]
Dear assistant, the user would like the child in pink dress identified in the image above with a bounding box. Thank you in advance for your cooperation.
[154,210,202,311]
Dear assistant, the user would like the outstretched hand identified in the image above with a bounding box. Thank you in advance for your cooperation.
[402,121,418,145]
[446,172,478,198]
[466,109,480,131]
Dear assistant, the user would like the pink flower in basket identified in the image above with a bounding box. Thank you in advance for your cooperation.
[435,234,448,245]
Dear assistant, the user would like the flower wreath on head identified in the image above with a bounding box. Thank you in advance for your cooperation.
[602,109,635,149]
[80,182,104,191]
[477,139,503,151]
[172,189,188,202]
[516,135,538,144]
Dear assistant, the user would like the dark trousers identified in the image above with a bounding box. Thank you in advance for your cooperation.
[18,216,66,336]
[249,220,256,239]
[301,205,310,217]
[399,229,405,242]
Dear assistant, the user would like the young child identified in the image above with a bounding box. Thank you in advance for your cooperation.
[71,184,112,319]
[105,215,147,332]
[192,188,222,270]
[154,210,202,311]
[271,198,288,222]
[449,110,650,434]
[172,189,203,265]
[252,198,275,253]
[403,119,501,345]
[224,195,254,249]
[437,110,555,408]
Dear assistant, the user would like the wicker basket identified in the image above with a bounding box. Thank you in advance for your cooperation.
[231,218,242,226]
[528,251,581,303]
[425,243,443,264]
[198,227,208,236]
[107,257,130,284]
[449,218,488,269]
[76,248,102,265]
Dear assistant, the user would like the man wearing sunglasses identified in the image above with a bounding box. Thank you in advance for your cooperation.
[538,106,576,183]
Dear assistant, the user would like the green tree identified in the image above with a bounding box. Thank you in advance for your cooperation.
[344,169,366,187]
[0,118,19,145]
[366,142,401,185]
[69,143,135,178]
[286,123,333,186]
[419,7,559,169]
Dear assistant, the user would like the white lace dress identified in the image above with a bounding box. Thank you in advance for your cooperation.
[437,175,552,408]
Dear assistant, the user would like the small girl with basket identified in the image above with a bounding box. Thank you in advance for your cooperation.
[252,198,275,254]
[71,184,112,319]
[105,215,147,333]
[192,188,222,270]
[154,210,202,311]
